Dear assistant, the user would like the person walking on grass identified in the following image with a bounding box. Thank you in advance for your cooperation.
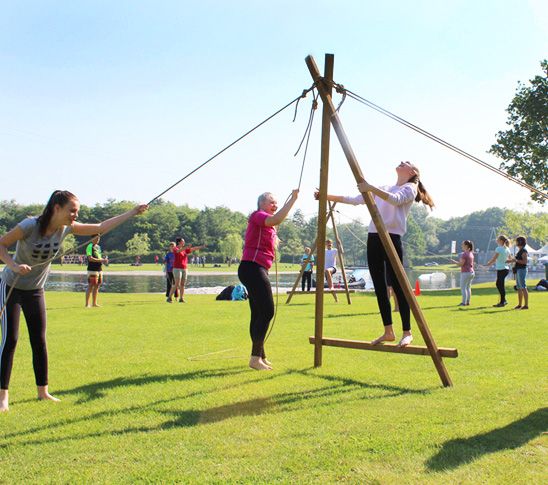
[238,189,299,371]
[484,235,512,307]
[163,241,178,301]
[85,235,107,308]
[510,236,529,310]
[168,238,205,303]
[316,160,434,348]
[453,240,475,306]
[0,190,147,412]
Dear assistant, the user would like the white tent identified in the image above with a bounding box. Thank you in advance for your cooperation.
[524,244,541,255]
[538,244,548,256]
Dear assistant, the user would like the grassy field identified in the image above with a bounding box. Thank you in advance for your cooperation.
[1,284,546,483]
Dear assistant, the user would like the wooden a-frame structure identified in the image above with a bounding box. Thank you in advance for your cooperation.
[286,201,354,304]
[306,54,457,387]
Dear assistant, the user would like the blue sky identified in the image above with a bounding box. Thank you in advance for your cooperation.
[1,1,546,222]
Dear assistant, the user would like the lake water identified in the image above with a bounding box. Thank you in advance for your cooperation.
[44,268,537,294]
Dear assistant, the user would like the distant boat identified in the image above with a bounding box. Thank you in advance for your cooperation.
[418,272,447,281]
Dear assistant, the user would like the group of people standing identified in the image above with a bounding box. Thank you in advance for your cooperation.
[452,234,530,309]
[0,159,537,412]
[163,239,205,303]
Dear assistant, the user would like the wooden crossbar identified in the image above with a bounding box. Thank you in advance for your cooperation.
[309,337,458,358]
[287,290,356,294]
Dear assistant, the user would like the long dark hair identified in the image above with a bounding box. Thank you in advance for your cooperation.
[37,190,77,236]
[406,163,435,209]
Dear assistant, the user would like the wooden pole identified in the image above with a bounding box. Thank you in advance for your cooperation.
[305,55,453,387]
[327,201,352,304]
[313,53,334,368]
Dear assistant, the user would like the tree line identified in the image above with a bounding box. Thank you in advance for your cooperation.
[0,199,545,265]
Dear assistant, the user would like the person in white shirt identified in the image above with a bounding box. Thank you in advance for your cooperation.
[316,161,434,347]
[324,239,338,289]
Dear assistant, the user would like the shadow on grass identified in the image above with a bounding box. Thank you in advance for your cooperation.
[425,408,548,472]
[3,367,432,447]
[54,367,248,404]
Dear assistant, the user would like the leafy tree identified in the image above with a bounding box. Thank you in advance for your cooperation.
[337,221,368,266]
[61,234,78,254]
[126,233,151,257]
[409,205,440,251]
[489,60,548,203]
[403,217,426,264]
[499,210,548,247]
[218,233,243,262]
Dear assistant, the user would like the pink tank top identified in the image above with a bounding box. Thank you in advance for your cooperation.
[241,210,276,270]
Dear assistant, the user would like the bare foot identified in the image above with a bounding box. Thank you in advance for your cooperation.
[249,356,272,371]
[92,304,101,307]
[262,358,273,369]
[0,390,8,412]
[37,386,61,402]
[85,305,92,308]
[371,332,396,345]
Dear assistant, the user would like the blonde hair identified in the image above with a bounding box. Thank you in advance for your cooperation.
[257,192,275,210]
[497,235,510,247]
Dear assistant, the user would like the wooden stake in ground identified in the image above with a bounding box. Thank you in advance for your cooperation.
[313,53,335,368]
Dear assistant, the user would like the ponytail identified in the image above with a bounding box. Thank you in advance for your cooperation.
[37,190,77,236]
[497,235,510,247]
[407,174,435,209]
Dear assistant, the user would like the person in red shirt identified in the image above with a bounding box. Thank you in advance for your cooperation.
[168,237,205,303]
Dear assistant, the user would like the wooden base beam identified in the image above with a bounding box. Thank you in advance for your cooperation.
[287,290,356,294]
[309,336,458,358]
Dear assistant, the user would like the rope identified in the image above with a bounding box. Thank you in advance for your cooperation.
[266,92,319,345]
[334,208,459,265]
[294,91,319,190]
[326,80,547,201]
[1,85,317,322]
[0,233,99,320]
[147,84,316,205]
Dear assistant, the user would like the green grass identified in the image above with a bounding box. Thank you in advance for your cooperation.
[1,284,546,483]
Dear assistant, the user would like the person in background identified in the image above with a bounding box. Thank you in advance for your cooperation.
[510,236,529,309]
[85,235,107,307]
[453,240,475,306]
[484,235,512,307]
[164,241,178,302]
[168,238,205,303]
[301,246,315,292]
[324,239,338,290]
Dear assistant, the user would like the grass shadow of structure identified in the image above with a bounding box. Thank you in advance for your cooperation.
[426,407,548,472]
[55,367,248,404]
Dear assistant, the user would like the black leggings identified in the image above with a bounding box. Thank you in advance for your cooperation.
[302,271,312,292]
[238,261,274,357]
[496,269,509,303]
[367,233,411,331]
[166,271,175,297]
[0,279,48,389]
